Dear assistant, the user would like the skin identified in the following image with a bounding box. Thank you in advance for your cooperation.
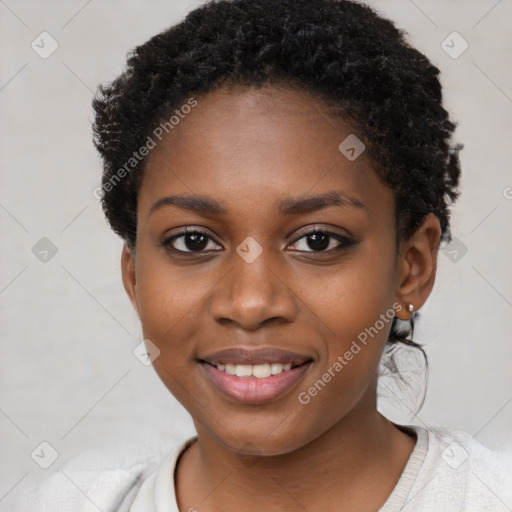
[121,84,441,511]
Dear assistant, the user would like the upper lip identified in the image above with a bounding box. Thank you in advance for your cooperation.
[199,347,313,366]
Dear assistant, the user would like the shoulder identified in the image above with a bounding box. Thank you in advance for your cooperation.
[16,435,194,512]
[406,423,512,511]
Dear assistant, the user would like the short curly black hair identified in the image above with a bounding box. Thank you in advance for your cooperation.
[92,0,462,407]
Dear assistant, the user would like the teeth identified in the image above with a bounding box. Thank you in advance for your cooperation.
[253,363,271,378]
[235,365,252,377]
[225,364,236,375]
[215,362,297,378]
[270,363,283,375]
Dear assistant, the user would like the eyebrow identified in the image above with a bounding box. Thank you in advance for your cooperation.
[148,190,366,218]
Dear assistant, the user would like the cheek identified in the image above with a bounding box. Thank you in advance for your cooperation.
[294,283,394,434]
[296,244,397,397]
[133,249,204,358]
[133,260,203,403]
[300,246,396,343]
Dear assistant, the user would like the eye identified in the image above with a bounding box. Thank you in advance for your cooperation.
[161,226,355,255]
[161,227,222,254]
[288,228,355,253]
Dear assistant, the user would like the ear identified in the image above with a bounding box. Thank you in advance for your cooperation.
[395,213,441,320]
[121,243,139,315]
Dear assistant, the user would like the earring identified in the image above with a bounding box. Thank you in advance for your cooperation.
[407,303,414,313]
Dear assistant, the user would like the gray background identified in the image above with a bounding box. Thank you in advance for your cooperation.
[1,0,511,509]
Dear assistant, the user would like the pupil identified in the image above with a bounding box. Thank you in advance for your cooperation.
[308,233,329,251]
[186,233,208,251]
[183,233,331,252]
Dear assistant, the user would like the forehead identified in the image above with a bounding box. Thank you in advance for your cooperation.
[138,85,393,224]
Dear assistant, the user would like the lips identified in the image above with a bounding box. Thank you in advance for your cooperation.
[198,346,312,366]
[198,346,313,404]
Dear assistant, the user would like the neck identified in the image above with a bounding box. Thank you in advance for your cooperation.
[175,397,416,511]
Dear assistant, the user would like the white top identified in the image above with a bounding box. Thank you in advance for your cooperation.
[19,423,512,512]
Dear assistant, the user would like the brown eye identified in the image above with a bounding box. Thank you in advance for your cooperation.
[162,229,222,253]
[305,232,330,251]
[289,229,355,253]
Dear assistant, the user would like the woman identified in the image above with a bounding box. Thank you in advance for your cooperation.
[24,0,512,510]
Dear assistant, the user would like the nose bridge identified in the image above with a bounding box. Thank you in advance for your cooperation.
[210,240,296,329]
[232,245,275,301]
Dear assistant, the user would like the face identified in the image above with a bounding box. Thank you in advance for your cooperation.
[122,85,430,456]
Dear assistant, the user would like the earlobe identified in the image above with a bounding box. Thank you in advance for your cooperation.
[121,243,139,314]
[395,213,441,319]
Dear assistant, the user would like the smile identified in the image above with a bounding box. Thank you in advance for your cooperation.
[213,362,296,378]
[200,360,312,404]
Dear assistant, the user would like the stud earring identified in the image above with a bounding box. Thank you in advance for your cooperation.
[407,303,414,313]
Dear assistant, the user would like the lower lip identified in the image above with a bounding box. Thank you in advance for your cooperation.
[201,362,312,405]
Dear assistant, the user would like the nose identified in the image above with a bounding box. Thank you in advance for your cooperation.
[210,247,298,331]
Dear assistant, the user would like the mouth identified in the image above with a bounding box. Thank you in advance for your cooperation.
[198,346,312,368]
[199,360,310,378]
[197,347,313,404]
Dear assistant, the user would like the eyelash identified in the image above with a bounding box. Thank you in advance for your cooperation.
[161,226,355,256]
